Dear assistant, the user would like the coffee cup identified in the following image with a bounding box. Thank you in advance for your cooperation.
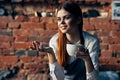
[66,44,86,56]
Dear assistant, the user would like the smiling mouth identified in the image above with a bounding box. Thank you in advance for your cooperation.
[60,25,67,30]
[61,27,66,30]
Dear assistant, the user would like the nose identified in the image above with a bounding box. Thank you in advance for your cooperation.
[60,19,65,24]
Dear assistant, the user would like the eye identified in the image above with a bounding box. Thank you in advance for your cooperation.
[64,14,73,20]
[57,17,61,22]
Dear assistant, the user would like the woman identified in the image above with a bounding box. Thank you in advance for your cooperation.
[31,1,100,80]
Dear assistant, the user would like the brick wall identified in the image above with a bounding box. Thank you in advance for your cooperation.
[0,1,120,80]
[0,16,120,80]
[0,16,57,79]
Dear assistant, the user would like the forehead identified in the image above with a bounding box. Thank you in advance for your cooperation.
[57,9,70,17]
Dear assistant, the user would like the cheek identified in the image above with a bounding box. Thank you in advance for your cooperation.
[57,22,61,28]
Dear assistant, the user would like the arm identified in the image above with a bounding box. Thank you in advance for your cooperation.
[85,38,100,80]
[29,34,65,80]
[48,34,65,80]
[75,37,100,80]
[48,53,65,80]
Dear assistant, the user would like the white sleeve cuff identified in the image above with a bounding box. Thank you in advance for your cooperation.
[49,61,58,71]
[86,69,98,80]
[49,62,65,80]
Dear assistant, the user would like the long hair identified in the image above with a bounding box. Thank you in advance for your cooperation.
[56,1,84,67]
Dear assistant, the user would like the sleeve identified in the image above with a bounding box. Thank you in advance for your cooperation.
[48,34,65,80]
[86,37,101,80]
[49,62,65,80]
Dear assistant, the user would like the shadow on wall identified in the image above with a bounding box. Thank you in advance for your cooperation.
[83,9,100,18]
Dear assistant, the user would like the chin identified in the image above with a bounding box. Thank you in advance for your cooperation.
[61,31,67,34]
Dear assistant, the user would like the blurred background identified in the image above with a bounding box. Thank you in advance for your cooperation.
[0,0,119,80]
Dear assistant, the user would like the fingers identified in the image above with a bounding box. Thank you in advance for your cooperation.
[29,41,40,51]
[29,41,51,53]
[74,47,89,58]
[35,41,41,51]
[78,47,87,53]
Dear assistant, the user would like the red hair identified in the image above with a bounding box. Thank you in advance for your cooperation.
[56,1,84,67]
[56,29,69,67]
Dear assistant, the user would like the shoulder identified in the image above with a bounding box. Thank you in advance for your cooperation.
[49,33,58,47]
[83,31,99,43]
[49,33,58,53]
[83,31,100,52]
[49,33,58,43]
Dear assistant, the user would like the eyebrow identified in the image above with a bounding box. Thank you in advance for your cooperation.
[57,14,73,18]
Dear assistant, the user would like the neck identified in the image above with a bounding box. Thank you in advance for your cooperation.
[66,30,81,44]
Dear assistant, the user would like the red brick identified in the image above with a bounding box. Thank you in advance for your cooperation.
[95,24,119,30]
[40,17,55,24]
[14,15,25,22]
[24,63,48,73]
[111,31,120,37]
[100,43,108,50]
[85,0,97,3]
[13,29,34,36]
[101,37,109,43]
[90,18,109,24]
[13,29,25,36]
[21,22,45,29]
[109,44,120,51]
[97,0,112,3]
[0,22,7,29]
[21,22,35,28]
[83,18,90,25]
[109,37,120,44]
[52,17,57,23]
[99,57,109,64]
[0,16,13,22]
[24,63,48,69]
[101,37,120,44]
[0,42,11,48]
[100,50,112,57]
[112,20,120,24]
[34,56,48,63]
[15,35,27,42]
[8,22,20,29]
[0,35,14,42]
[96,30,111,37]
[46,23,57,30]
[20,56,35,63]
[0,62,8,71]
[13,42,30,49]
[2,48,15,55]
[28,16,40,22]
[0,56,18,64]
[0,49,2,54]
[83,24,95,31]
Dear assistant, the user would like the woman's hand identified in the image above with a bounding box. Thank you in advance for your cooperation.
[74,46,90,61]
[29,41,42,51]
[29,41,57,64]
[75,46,95,73]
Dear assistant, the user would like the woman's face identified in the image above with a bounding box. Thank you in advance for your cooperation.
[57,9,79,34]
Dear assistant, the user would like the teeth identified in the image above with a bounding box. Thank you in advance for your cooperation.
[61,27,66,29]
